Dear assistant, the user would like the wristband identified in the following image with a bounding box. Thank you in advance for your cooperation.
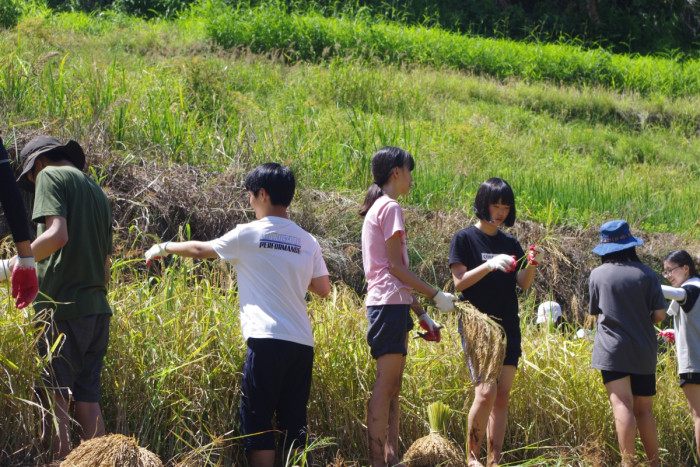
[16,256,36,269]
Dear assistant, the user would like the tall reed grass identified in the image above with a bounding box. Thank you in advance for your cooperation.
[0,253,695,465]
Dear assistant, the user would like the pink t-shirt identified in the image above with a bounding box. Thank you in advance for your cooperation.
[361,195,413,306]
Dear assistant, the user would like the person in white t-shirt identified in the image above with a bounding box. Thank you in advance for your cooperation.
[661,249,700,460]
[536,301,563,328]
[145,163,330,467]
[358,146,457,467]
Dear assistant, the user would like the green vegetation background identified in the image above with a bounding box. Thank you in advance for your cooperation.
[1,1,699,465]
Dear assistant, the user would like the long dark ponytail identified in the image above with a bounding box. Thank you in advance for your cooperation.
[358,146,414,217]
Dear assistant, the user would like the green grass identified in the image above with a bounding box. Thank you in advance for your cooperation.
[2,9,700,233]
[2,5,700,465]
[203,1,700,96]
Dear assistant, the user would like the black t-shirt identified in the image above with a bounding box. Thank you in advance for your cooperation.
[448,225,526,336]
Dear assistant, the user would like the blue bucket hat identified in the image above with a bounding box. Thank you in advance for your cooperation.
[592,220,643,256]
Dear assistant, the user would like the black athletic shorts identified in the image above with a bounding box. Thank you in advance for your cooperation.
[239,338,314,452]
[680,373,700,387]
[36,313,111,402]
[601,370,656,397]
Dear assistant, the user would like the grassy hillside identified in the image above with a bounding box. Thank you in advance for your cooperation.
[1,4,700,466]
[3,6,700,234]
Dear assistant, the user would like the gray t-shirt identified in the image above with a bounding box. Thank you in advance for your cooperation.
[589,261,666,374]
[671,278,700,374]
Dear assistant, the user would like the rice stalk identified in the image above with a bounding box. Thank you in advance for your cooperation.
[455,302,506,385]
[404,402,465,467]
[60,434,162,467]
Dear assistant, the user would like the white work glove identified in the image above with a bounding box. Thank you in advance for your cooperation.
[486,254,517,273]
[417,312,442,342]
[661,284,686,302]
[145,242,171,266]
[527,245,544,266]
[0,259,10,282]
[432,290,457,313]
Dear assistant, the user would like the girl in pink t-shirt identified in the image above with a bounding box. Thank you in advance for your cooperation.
[359,146,456,467]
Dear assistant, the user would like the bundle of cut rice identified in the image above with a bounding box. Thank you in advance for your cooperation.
[60,433,163,467]
[403,401,465,467]
[455,301,507,385]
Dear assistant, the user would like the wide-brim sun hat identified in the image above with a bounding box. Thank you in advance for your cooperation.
[17,136,86,192]
[592,219,643,256]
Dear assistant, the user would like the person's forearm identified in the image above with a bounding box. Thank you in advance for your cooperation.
[166,241,218,259]
[452,263,492,292]
[0,161,32,244]
[389,262,436,297]
[31,231,67,262]
[14,240,33,258]
[516,265,537,290]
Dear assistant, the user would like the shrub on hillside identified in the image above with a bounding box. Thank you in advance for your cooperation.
[47,0,196,17]
[0,0,22,29]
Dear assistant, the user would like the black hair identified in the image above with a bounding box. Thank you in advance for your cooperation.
[358,146,415,217]
[600,246,640,264]
[42,148,68,162]
[664,249,700,278]
[244,163,295,207]
[472,177,516,227]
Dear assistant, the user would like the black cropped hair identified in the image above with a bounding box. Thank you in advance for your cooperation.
[600,246,640,264]
[664,249,700,278]
[472,177,516,227]
[244,163,295,207]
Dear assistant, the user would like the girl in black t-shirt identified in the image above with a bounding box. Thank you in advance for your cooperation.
[448,177,543,467]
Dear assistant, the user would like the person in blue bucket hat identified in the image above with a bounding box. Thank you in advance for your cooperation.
[588,220,666,467]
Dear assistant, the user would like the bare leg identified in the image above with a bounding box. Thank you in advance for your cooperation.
[683,383,700,460]
[248,449,275,467]
[367,352,406,467]
[74,401,105,443]
[385,336,407,467]
[633,394,658,467]
[604,377,637,466]
[40,392,72,461]
[467,381,497,466]
[486,365,517,467]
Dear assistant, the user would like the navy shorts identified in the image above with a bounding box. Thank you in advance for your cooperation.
[601,370,656,396]
[366,304,414,359]
[680,373,700,387]
[239,338,314,452]
[36,313,111,402]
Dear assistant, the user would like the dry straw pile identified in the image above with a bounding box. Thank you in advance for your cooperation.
[60,434,162,467]
[404,401,465,467]
[455,301,506,385]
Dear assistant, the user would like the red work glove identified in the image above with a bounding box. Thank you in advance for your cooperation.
[659,329,675,344]
[417,312,442,343]
[11,256,38,309]
[527,245,544,266]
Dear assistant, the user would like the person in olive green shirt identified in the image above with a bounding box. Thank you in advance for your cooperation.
[17,136,112,461]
